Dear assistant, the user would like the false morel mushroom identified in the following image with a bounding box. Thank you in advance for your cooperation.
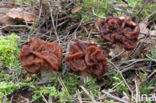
[19,37,63,81]
[99,16,140,50]
[66,42,108,81]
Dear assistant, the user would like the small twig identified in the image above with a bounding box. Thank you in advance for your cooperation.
[97,90,103,102]
[63,42,71,74]
[144,10,156,21]
[92,7,105,19]
[3,94,7,103]
[10,95,14,103]
[48,2,59,42]
[129,42,146,59]
[135,79,140,103]
[112,81,123,90]
[120,59,149,64]
[108,61,133,94]
[143,69,156,82]
[87,29,92,41]
[121,65,135,73]
[39,0,43,19]
[0,25,31,30]
[120,59,149,69]
[120,71,133,94]
[41,94,48,103]
[146,55,156,62]
[112,49,126,60]
[76,89,83,103]
[48,95,53,103]
[63,85,99,102]
[72,18,84,39]
[81,86,97,103]
[56,19,68,28]
[58,77,67,90]
[102,90,129,103]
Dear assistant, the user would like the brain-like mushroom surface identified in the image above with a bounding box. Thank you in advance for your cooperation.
[66,42,108,79]
[99,16,140,50]
[19,37,63,74]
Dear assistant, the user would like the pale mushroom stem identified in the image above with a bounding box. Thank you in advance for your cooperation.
[81,71,93,83]
[41,70,57,82]
[40,70,58,103]
[114,44,128,60]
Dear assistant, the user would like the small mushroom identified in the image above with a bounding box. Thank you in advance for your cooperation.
[66,42,108,82]
[99,16,140,58]
[19,37,63,82]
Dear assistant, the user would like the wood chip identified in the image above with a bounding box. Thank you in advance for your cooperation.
[139,22,149,34]
[6,8,37,24]
[71,4,83,14]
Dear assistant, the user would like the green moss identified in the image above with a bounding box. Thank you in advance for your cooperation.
[69,13,81,19]
[0,71,12,81]
[33,86,59,99]
[128,0,142,7]
[102,70,129,95]
[112,73,129,95]
[0,33,21,69]
[0,82,21,101]
[140,82,154,94]
[33,84,72,102]
[147,46,156,60]
[73,0,114,22]
[133,0,156,19]
[118,0,156,20]
[138,72,154,95]
[0,80,71,102]
[142,3,156,18]
[59,73,80,94]
[15,0,31,4]
[84,78,100,97]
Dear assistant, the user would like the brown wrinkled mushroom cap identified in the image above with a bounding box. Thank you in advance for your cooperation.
[19,37,63,74]
[66,42,108,79]
[99,16,140,50]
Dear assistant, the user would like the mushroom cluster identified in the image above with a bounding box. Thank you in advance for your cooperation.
[19,37,63,74]
[19,16,139,81]
[99,16,140,50]
[66,42,108,79]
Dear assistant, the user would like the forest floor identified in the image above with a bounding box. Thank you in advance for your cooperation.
[0,0,156,103]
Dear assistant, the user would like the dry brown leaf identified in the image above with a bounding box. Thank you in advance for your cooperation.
[0,8,16,26]
[71,3,83,14]
[95,18,100,32]
[82,25,89,34]
[6,8,37,24]
[62,0,69,2]
[0,14,16,25]
[38,85,44,90]
[72,31,77,39]
[0,13,16,31]
[0,8,10,14]
[122,92,130,102]
[154,24,156,30]
[26,76,32,82]
[42,0,61,7]
[139,22,149,34]
[150,30,156,36]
